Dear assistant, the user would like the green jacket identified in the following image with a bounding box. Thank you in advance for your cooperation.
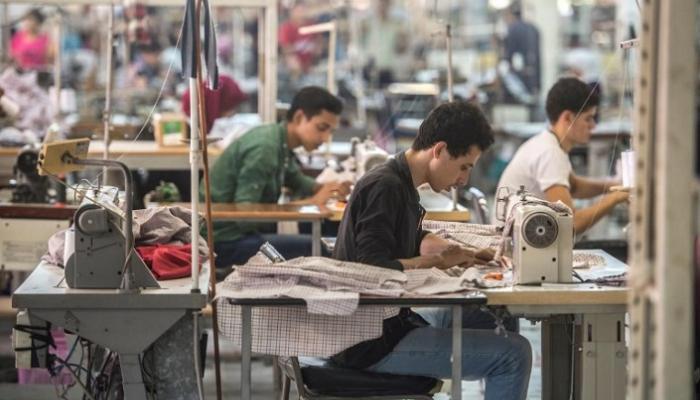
[202,122,316,242]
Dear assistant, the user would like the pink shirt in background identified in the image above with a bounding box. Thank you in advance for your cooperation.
[10,30,50,70]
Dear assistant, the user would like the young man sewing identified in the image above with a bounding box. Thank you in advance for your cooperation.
[496,77,628,233]
[333,101,532,400]
[206,86,350,267]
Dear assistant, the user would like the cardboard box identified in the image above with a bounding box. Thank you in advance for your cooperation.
[153,113,188,147]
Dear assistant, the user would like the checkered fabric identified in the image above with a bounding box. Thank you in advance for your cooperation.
[215,252,497,356]
[216,302,397,357]
[216,254,404,355]
[422,220,503,251]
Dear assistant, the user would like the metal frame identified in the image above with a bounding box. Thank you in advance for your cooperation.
[629,1,697,398]
[231,295,488,400]
[13,262,210,399]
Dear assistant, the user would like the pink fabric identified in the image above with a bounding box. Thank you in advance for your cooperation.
[18,329,73,385]
[10,31,50,70]
[182,75,247,133]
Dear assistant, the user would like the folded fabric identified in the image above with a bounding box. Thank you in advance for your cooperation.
[136,243,200,280]
[217,256,406,316]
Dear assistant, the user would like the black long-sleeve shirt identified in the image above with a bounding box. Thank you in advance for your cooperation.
[332,151,429,369]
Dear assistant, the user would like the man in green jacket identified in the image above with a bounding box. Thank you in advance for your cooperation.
[205,86,350,267]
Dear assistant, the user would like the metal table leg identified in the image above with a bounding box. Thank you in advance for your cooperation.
[452,305,462,400]
[241,305,252,400]
[311,220,321,256]
[119,353,148,399]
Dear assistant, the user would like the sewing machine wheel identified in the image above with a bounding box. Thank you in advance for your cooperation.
[364,155,387,173]
[522,212,558,248]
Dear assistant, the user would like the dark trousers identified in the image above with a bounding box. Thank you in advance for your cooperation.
[214,233,329,268]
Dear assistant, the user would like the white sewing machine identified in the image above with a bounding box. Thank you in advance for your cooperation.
[351,137,389,180]
[315,137,389,185]
[498,187,573,284]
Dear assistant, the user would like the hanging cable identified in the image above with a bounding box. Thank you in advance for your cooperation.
[192,0,223,396]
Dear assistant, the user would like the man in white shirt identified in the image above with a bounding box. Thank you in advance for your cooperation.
[496,77,628,233]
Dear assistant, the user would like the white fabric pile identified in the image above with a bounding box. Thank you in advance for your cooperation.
[0,68,52,137]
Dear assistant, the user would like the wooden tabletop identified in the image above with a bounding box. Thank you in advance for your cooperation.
[484,284,627,306]
[328,206,470,222]
[0,203,77,219]
[0,140,223,157]
[328,188,471,222]
[173,202,332,221]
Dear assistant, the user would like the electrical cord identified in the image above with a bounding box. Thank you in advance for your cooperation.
[53,356,97,400]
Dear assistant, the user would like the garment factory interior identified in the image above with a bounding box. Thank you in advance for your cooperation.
[0,0,697,399]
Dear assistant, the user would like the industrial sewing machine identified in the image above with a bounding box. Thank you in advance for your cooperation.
[12,138,207,399]
[65,189,159,289]
[350,137,389,180]
[497,186,573,284]
[8,145,52,203]
[315,137,389,185]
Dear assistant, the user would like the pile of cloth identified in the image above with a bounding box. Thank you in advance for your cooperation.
[215,252,503,357]
[43,205,208,280]
[0,68,51,141]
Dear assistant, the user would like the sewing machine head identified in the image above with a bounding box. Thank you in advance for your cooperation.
[351,137,389,179]
[499,186,573,284]
[64,186,159,289]
[10,145,50,203]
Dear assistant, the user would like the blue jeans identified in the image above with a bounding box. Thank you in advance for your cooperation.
[214,234,328,267]
[367,307,532,400]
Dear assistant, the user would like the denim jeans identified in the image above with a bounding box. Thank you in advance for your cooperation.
[367,307,532,400]
[214,233,329,267]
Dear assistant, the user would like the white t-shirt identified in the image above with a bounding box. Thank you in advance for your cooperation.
[497,130,572,200]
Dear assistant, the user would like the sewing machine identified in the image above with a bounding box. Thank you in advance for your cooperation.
[65,190,159,289]
[8,145,51,203]
[315,137,389,185]
[498,187,573,284]
[351,137,389,179]
[12,138,207,399]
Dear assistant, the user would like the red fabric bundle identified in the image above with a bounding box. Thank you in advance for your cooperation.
[136,243,200,280]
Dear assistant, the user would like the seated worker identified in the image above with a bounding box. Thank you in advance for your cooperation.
[182,74,247,133]
[206,86,350,267]
[333,101,532,399]
[496,77,628,233]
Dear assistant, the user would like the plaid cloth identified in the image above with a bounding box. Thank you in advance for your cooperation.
[216,301,395,357]
[423,220,503,252]
[216,253,401,355]
[215,253,494,356]
[216,256,406,316]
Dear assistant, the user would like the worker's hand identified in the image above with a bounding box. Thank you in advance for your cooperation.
[474,248,496,265]
[312,181,352,205]
[437,245,476,269]
[331,181,352,197]
[609,190,630,204]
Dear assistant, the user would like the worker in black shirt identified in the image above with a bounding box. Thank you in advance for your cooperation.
[333,101,532,400]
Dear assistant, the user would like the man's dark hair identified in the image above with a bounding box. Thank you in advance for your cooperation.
[286,86,343,121]
[412,101,494,157]
[545,77,600,124]
[25,9,45,24]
